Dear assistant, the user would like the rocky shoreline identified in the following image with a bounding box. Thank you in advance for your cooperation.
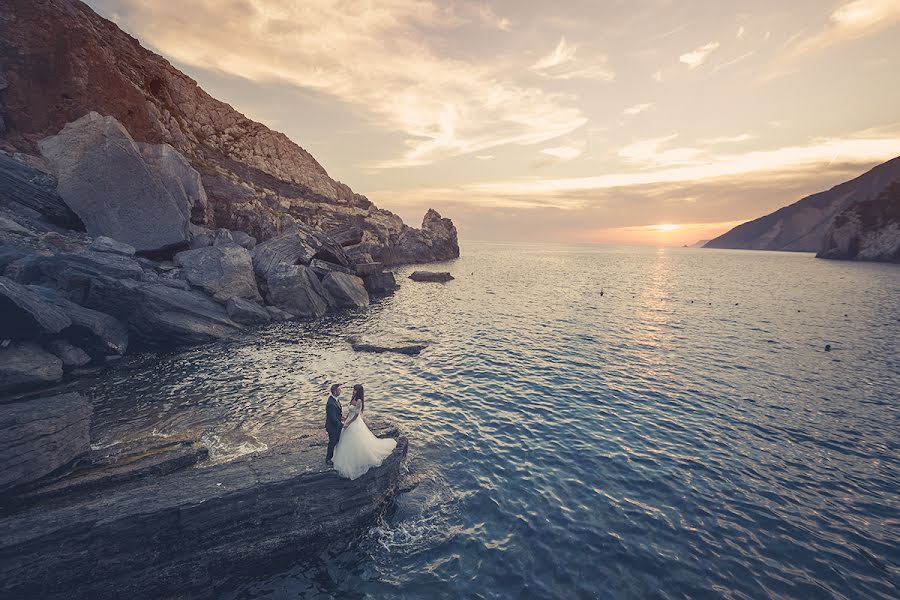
[1,421,408,599]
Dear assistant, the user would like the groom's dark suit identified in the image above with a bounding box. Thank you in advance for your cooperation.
[325,394,342,462]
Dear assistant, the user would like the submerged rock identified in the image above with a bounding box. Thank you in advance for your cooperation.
[322,272,370,309]
[37,112,193,253]
[0,392,91,493]
[348,335,429,356]
[409,271,454,283]
[0,425,407,599]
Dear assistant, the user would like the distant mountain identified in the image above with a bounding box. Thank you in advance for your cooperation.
[0,0,458,265]
[817,180,900,263]
[704,156,900,252]
[688,240,709,248]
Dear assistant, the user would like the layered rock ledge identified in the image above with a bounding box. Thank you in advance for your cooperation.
[0,421,408,600]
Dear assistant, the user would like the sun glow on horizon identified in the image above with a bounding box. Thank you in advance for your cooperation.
[653,223,681,232]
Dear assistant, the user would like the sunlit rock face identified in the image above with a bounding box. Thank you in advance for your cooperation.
[817,180,900,263]
[705,156,900,252]
[0,0,458,265]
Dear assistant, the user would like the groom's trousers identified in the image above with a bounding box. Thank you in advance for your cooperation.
[326,429,340,461]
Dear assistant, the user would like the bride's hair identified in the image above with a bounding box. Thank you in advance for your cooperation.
[352,384,364,402]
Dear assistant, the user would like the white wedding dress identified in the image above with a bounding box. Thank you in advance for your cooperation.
[332,402,397,480]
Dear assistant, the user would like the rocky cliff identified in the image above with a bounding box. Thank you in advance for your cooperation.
[817,180,900,263]
[705,156,900,252]
[0,0,458,265]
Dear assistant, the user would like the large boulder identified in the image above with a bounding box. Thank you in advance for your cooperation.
[264,264,331,319]
[0,276,71,338]
[251,223,351,280]
[0,392,91,493]
[5,250,144,304]
[84,277,241,350]
[37,112,194,253]
[28,286,129,357]
[322,272,370,309]
[0,341,63,393]
[88,236,136,257]
[174,242,262,303]
[225,297,271,326]
[137,142,210,224]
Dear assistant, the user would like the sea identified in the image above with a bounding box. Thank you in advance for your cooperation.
[87,242,899,599]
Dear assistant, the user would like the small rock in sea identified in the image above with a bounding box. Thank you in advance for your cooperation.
[825,344,832,352]
[409,271,454,283]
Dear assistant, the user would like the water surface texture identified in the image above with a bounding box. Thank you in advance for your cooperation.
[88,243,899,599]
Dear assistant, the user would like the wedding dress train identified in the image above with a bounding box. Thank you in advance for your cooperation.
[332,403,397,480]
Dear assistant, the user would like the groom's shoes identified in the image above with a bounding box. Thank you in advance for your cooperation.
[326,459,333,465]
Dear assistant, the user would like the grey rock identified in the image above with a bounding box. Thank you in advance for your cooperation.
[0,392,91,493]
[265,306,294,322]
[0,245,31,273]
[409,271,454,283]
[345,244,374,264]
[325,225,364,247]
[225,297,272,326]
[47,339,92,368]
[189,224,215,249]
[5,250,144,304]
[0,215,32,236]
[174,242,262,303]
[0,276,72,338]
[27,286,129,356]
[363,271,399,296]
[0,341,64,393]
[264,263,331,319]
[251,222,351,280]
[354,261,383,277]
[0,426,406,599]
[322,272,370,309]
[84,277,241,350]
[159,278,191,291]
[0,151,83,229]
[137,142,209,224]
[213,228,235,246]
[231,230,257,250]
[37,112,191,253]
[348,335,428,356]
[309,258,354,278]
[88,236,136,256]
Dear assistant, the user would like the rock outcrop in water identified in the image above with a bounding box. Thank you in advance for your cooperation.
[0,0,459,265]
[817,180,900,263]
[0,417,408,599]
[705,156,900,253]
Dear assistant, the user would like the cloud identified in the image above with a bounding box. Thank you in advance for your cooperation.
[679,42,720,69]
[737,25,745,40]
[106,0,585,169]
[782,0,900,63]
[531,36,615,81]
[541,145,584,161]
[623,102,654,116]
[700,133,756,144]
[618,135,704,166]
[475,154,495,160]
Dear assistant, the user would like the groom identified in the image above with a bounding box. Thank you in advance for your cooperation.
[324,383,343,464]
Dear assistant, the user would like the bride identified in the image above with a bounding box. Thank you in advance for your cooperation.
[332,384,397,480]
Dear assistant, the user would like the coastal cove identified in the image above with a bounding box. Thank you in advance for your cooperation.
[8,242,898,599]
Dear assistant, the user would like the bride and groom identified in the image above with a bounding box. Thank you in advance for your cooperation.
[325,383,397,480]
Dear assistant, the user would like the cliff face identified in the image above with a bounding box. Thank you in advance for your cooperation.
[817,180,900,263]
[705,156,900,252]
[0,0,458,265]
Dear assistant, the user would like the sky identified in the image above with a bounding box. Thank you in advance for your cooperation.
[85,0,900,245]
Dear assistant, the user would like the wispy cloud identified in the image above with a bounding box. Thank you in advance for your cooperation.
[700,133,756,145]
[679,42,720,69]
[109,0,585,169]
[531,37,615,81]
[623,102,654,116]
[737,25,745,40]
[541,145,584,161]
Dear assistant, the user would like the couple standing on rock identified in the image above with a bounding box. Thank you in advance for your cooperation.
[324,383,397,480]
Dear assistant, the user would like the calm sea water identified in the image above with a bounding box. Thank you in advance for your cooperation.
[88,242,899,599]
